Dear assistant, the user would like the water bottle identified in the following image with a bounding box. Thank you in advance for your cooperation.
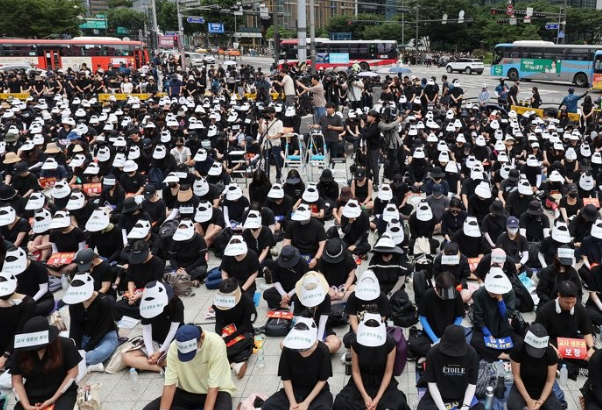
[61,274,69,290]
[253,290,261,307]
[559,364,568,387]
[495,360,506,398]
[129,368,139,391]
[484,386,494,410]
[256,345,265,368]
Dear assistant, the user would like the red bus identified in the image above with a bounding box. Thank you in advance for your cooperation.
[280,39,398,71]
[0,37,150,70]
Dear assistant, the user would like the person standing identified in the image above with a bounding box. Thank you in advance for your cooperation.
[259,107,284,183]
[275,68,296,106]
[297,75,328,123]
[310,102,344,159]
[143,324,236,410]
[559,87,590,113]
[360,110,382,189]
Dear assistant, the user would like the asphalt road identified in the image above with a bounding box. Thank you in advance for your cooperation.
[233,55,597,107]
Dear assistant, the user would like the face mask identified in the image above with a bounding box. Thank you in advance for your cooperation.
[569,192,577,198]
[508,228,518,235]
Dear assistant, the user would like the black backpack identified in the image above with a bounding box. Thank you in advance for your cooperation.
[147,167,165,189]
[510,275,535,313]
[390,289,418,328]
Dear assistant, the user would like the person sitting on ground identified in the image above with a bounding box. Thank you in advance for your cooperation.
[261,318,333,410]
[123,281,184,373]
[64,272,119,373]
[333,313,410,410]
[263,245,309,309]
[318,238,356,304]
[220,235,260,297]
[213,278,255,379]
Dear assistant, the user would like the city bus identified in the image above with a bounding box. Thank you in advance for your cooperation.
[280,39,398,71]
[491,40,602,87]
[0,37,150,70]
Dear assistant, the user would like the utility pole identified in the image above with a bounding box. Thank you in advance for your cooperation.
[415,6,419,64]
[561,0,568,44]
[297,0,307,64]
[176,0,186,70]
[309,0,316,73]
[273,0,280,68]
[150,0,159,52]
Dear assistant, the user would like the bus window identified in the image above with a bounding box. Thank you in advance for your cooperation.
[510,48,521,59]
[82,45,103,56]
[0,44,36,57]
[594,55,602,73]
[492,47,506,64]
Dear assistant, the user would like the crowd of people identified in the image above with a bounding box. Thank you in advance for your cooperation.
[0,55,602,410]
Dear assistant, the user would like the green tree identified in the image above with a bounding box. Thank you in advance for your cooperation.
[108,0,133,7]
[107,7,147,32]
[265,25,296,39]
[0,0,82,38]
[566,8,602,44]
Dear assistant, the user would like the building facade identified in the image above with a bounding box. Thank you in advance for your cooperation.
[84,0,109,15]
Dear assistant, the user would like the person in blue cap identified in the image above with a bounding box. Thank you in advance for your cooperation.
[143,324,236,410]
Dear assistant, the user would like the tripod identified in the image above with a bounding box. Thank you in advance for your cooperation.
[260,137,283,182]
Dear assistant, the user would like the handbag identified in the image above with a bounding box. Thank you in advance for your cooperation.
[104,336,144,374]
[163,271,194,296]
[76,383,101,410]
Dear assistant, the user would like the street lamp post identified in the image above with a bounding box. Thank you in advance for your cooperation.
[176,0,187,70]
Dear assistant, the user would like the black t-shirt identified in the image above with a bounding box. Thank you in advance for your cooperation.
[284,219,326,256]
[11,173,39,196]
[278,342,332,392]
[50,227,86,252]
[141,297,185,343]
[242,227,274,256]
[69,293,117,350]
[418,288,464,339]
[535,300,593,343]
[272,259,309,293]
[220,250,260,290]
[345,292,392,322]
[0,295,35,354]
[16,261,53,300]
[318,252,356,288]
[424,344,480,401]
[11,337,82,402]
[1,217,31,247]
[90,261,116,291]
[142,198,167,225]
[495,233,529,264]
[119,172,146,193]
[510,342,558,397]
[351,335,397,391]
[125,256,165,289]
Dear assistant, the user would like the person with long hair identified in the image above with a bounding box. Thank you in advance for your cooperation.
[248,168,272,205]
[11,317,82,410]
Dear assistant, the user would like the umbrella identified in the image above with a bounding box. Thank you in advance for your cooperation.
[357,71,379,77]
[389,67,412,74]
[223,61,237,66]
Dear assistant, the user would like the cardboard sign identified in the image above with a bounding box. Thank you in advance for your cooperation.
[484,336,514,350]
[442,255,460,265]
[39,177,57,189]
[82,182,102,195]
[0,92,30,100]
[97,93,165,102]
[583,197,600,208]
[557,337,588,360]
[267,310,293,320]
[47,252,76,266]
[468,257,482,272]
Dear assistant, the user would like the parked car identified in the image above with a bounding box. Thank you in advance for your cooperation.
[225,49,240,57]
[203,55,216,64]
[185,53,205,67]
[445,58,484,74]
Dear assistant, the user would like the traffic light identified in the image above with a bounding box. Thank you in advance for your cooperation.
[491,8,499,14]
[347,20,353,25]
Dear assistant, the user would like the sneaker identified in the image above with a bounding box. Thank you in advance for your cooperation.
[232,361,249,378]
[205,307,216,319]
[340,351,351,364]
[87,363,104,373]
[579,368,589,378]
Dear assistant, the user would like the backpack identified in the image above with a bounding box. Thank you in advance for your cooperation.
[163,271,193,296]
[147,167,165,189]
[412,270,432,306]
[386,326,408,376]
[159,219,179,251]
[510,275,535,313]
[390,289,418,328]
[327,303,349,327]
[236,393,268,410]
[475,360,497,398]
[205,267,222,290]
[212,227,233,258]
[264,310,293,337]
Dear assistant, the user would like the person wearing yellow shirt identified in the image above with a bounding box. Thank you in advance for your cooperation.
[143,324,236,410]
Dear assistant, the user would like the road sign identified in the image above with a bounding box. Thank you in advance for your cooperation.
[558,30,565,39]
[164,31,178,36]
[545,22,560,30]
[506,5,514,16]
[116,27,129,35]
[208,23,225,34]
[509,17,517,25]
[186,16,205,24]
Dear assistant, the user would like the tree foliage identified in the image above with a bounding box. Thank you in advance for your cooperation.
[108,0,133,7]
[265,26,296,39]
[107,8,147,31]
[0,0,82,38]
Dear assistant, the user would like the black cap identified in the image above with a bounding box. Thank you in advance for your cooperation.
[508,169,520,182]
[367,110,380,118]
[489,200,504,217]
[143,184,157,200]
[582,204,598,222]
[524,323,549,358]
[14,161,28,174]
[74,248,94,272]
[277,245,300,268]
[527,200,543,216]
[322,238,345,263]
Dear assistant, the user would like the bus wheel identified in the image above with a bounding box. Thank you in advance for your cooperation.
[574,73,589,87]
[508,69,519,81]
[359,62,370,71]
